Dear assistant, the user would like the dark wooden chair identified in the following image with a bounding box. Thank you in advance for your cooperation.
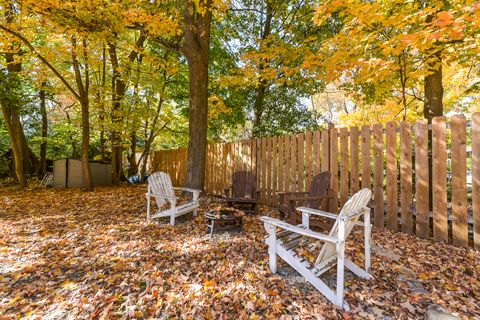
[277,171,332,224]
[224,171,261,213]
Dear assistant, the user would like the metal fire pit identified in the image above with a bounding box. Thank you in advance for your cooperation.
[205,208,244,237]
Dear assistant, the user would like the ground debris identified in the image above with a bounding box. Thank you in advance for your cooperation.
[0,185,479,319]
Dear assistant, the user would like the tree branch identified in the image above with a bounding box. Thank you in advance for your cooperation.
[0,24,80,100]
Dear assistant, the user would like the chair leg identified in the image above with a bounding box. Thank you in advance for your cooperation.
[336,219,346,307]
[170,208,176,225]
[289,210,297,225]
[147,196,151,221]
[364,209,372,272]
[265,224,277,274]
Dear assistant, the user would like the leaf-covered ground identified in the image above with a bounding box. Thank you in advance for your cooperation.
[0,185,479,319]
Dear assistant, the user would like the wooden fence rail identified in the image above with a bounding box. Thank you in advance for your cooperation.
[153,113,480,250]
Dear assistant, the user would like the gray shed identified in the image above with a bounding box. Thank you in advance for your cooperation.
[53,159,112,188]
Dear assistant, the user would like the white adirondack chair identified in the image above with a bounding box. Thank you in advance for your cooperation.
[146,172,201,225]
[260,188,373,311]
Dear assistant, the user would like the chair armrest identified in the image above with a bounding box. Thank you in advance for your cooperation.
[278,191,309,196]
[174,187,201,194]
[286,195,329,202]
[174,187,201,200]
[278,191,309,204]
[146,192,177,201]
[297,206,368,226]
[260,216,339,243]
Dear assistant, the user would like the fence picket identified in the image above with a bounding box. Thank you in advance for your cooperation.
[255,139,260,194]
[278,136,284,194]
[361,125,371,189]
[313,131,320,176]
[261,138,267,202]
[432,116,448,243]
[322,130,329,173]
[306,132,312,190]
[339,128,349,207]
[272,137,278,206]
[373,124,384,228]
[451,115,468,247]
[473,113,480,250]
[350,126,359,194]
[284,135,291,192]
[330,128,339,213]
[222,143,227,193]
[415,120,430,239]
[400,121,413,234]
[291,134,297,193]
[266,137,272,206]
[386,122,398,231]
[298,133,305,192]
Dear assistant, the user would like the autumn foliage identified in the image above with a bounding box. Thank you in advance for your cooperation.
[1,186,479,318]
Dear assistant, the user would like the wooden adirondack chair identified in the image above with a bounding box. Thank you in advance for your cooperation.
[146,172,201,225]
[224,171,261,213]
[261,188,373,311]
[277,172,331,224]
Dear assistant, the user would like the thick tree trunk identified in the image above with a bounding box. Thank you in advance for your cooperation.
[80,99,93,191]
[252,83,268,135]
[64,110,79,158]
[185,58,209,189]
[423,50,443,122]
[423,48,443,211]
[108,42,125,185]
[38,86,48,177]
[99,46,107,162]
[182,0,213,190]
[1,103,27,187]
[139,142,150,183]
[1,38,27,187]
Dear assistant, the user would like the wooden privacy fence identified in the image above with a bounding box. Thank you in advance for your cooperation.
[153,113,480,250]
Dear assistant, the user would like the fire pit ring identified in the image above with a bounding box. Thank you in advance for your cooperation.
[204,208,244,237]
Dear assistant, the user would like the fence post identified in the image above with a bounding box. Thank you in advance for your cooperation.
[472,113,480,250]
[329,126,339,213]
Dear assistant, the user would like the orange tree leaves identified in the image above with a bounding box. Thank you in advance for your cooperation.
[1,185,479,319]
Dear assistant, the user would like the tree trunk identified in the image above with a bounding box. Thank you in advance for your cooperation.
[423,48,443,211]
[252,83,268,135]
[38,85,48,177]
[127,132,138,176]
[108,33,147,185]
[1,103,27,187]
[80,99,92,191]
[71,35,93,191]
[423,49,443,122]
[0,25,27,187]
[99,45,107,162]
[252,1,273,137]
[182,0,213,190]
[108,41,124,185]
[139,142,150,183]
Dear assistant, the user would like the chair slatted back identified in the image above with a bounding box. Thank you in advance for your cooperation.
[148,172,175,207]
[314,188,372,270]
[232,171,256,199]
[305,172,331,208]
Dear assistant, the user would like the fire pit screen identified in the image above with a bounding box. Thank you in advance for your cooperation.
[204,207,244,237]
